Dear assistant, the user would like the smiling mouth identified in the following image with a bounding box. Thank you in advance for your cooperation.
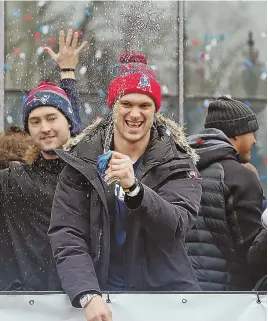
[42,136,55,141]
[125,120,143,128]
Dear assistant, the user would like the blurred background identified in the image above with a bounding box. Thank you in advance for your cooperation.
[1,0,267,193]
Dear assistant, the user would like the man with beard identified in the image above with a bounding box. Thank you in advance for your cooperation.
[186,96,264,291]
[48,52,202,321]
[0,28,87,291]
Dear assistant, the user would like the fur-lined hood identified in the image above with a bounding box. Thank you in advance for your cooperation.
[0,126,34,169]
[63,113,199,164]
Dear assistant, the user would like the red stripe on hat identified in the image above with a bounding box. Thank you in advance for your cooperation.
[26,81,69,103]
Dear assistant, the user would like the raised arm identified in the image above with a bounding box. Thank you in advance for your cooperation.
[44,29,87,134]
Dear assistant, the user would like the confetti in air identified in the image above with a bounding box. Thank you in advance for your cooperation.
[4,64,10,72]
[98,89,106,98]
[36,46,44,55]
[49,36,57,44]
[19,53,26,59]
[79,66,87,75]
[211,38,217,47]
[260,72,267,81]
[37,1,47,7]
[13,48,20,56]
[161,85,169,95]
[34,32,41,40]
[203,99,210,108]
[12,11,21,18]
[84,103,92,115]
[23,14,33,21]
[6,116,14,124]
[95,50,103,60]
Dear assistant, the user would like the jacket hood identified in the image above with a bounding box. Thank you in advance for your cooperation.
[63,113,199,164]
[0,127,34,168]
[24,144,40,165]
[187,128,238,170]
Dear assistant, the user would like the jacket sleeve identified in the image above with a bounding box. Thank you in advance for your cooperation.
[224,164,263,253]
[60,78,83,133]
[247,228,267,286]
[125,172,202,242]
[0,168,21,290]
[48,165,100,307]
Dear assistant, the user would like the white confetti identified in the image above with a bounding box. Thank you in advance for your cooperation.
[95,50,102,60]
[36,46,44,55]
[6,116,13,124]
[37,0,47,7]
[41,25,49,35]
[260,72,267,81]
[85,104,92,115]
[204,54,210,61]
[211,38,217,47]
[205,44,212,52]
[150,65,158,71]
[19,52,26,59]
[203,99,210,107]
[79,66,87,75]
[161,85,169,95]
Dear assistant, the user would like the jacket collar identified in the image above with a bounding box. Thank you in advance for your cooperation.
[63,113,199,165]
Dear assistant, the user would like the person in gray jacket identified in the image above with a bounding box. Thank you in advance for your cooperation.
[48,52,202,321]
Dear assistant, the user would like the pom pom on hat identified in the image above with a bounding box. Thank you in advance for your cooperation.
[119,51,148,64]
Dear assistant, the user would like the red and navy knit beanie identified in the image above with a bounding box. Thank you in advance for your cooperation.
[23,81,79,135]
[107,52,162,111]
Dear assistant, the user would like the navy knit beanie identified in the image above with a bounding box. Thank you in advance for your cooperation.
[23,81,80,136]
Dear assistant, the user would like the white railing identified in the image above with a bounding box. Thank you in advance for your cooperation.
[0,292,266,321]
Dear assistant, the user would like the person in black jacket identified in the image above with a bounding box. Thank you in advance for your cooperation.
[248,209,267,290]
[48,52,202,321]
[186,96,264,291]
[0,29,86,291]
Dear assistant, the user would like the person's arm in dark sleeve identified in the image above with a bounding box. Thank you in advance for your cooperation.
[125,171,202,243]
[247,228,267,286]
[0,168,22,290]
[48,165,100,307]
[224,165,263,252]
[60,71,83,134]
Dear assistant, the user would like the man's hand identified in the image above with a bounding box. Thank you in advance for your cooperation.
[104,152,135,189]
[44,29,87,69]
[84,296,112,321]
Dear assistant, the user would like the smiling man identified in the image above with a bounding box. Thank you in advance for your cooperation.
[48,52,202,321]
[24,82,76,154]
[0,29,86,291]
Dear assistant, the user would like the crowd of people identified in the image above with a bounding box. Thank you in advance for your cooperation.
[0,29,266,321]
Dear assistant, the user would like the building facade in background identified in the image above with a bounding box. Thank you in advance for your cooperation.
[3,0,267,192]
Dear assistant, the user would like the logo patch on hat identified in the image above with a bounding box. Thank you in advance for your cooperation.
[137,74,152,92]
[28,93,50,105]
